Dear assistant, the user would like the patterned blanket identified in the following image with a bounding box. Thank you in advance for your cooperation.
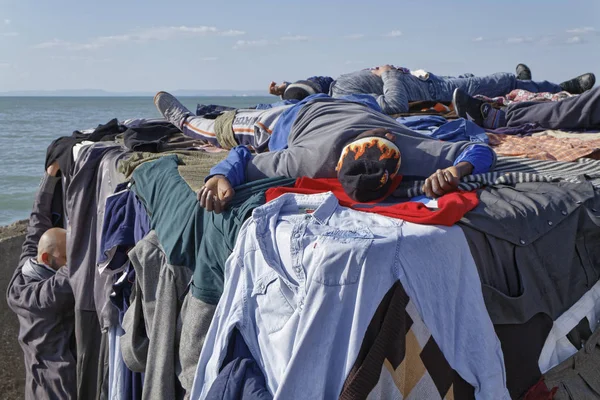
[488,133,600,163]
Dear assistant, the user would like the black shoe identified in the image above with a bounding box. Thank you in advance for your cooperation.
[560,73,596,94]
[516,63,532,80]
[452,88,489,127]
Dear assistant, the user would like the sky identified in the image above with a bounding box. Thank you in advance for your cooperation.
[0,0,599,93]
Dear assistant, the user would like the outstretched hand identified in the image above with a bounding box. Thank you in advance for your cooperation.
[269,81,288,96]
[197,175,235,214]
[422,161,475,198]
[371,65,396,77]
[46,161,60,177]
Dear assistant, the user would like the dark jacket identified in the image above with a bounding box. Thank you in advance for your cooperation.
[6,174,76,400]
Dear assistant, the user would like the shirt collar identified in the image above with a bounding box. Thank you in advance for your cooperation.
[22,257,56,281]
[253,192,339,236]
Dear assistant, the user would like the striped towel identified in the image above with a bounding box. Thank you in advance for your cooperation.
[395,156,600,198]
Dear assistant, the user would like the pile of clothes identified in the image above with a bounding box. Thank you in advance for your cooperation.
[8,100,600,400]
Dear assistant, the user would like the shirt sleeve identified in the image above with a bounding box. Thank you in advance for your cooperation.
[307,76,334,93]
[206,146,253,187]
[19,174,60,266]
[453,144,496,175]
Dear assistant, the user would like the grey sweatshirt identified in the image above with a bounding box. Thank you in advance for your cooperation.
[246,97,494,182]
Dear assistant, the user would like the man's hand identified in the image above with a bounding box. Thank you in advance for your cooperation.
[371,65,396,77]
[422,162,474,198]
[197,175,235,214]
[269,81,288,96]
[46,161,60,177]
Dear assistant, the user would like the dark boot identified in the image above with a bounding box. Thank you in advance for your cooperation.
[516,63,532,80]
[560,73,596,94]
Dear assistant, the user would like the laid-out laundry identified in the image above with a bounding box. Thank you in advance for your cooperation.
[487,132,600,162]
[396,115,489,143]
[475,89,574,107]
[192,192,509,399]
[7,82,600,400]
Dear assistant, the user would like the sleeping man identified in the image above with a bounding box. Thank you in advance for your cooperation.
[154,91,497,207]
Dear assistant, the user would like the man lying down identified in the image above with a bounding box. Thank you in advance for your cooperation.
[154,91,496,209]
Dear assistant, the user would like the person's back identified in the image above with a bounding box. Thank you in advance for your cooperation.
[6,173,77,400]
[245,96,478,181]
[8,258,76,400]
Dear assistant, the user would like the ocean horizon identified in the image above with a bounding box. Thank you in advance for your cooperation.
[0,95,274,226]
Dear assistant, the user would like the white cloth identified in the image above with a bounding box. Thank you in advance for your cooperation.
[538,279,600,373]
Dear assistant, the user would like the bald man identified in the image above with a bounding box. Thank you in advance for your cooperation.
[6,170,76,400]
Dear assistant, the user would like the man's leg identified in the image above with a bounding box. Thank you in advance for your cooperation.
[514,79,562,94]
[435,72,562,101]
[154,91,276,150]
[506,86,600,129]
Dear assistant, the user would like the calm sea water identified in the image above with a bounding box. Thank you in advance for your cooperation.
[0,96,273,226]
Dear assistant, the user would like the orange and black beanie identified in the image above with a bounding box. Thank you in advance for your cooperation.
[336,136,401,202]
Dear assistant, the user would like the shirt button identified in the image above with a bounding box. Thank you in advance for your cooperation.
[520,239,526,245]
[561,211,568,216]
[547,221,553,226]
[592,208,597,212]
[294,233,301,238]
[576,200,583,204]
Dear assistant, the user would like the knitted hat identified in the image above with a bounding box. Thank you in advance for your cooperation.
[282,80,321,101]
[336,135,401,202]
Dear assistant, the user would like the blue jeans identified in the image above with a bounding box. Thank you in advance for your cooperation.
[430,72,562,102]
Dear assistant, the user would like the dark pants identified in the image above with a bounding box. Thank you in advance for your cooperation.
[506,86,600,130]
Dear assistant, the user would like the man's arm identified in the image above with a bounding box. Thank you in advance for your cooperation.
[422,145,496,198]
[307,76,334,93]
[19,172,61,266]
[199,145,303,213]
[372,67,410,114]
[332,66,409,114]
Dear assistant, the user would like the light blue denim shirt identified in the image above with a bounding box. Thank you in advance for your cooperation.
[191,193,509,400]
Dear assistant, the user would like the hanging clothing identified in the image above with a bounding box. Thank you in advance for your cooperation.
[6,174,76,400]
[121,231,193,400]
[65,143,129,398]
[130,155,294,305]
[459,181,600,325]
[538,280,600,374]
[192,192,508,400]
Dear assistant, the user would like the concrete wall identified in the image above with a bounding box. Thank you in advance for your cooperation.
[0,222,27,398]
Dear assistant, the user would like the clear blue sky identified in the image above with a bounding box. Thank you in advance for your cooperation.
[0,0,598,93]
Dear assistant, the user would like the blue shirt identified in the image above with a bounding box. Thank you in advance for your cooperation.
[191,192,509,399]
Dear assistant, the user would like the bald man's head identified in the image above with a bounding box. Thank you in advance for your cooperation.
[37,228,67,270]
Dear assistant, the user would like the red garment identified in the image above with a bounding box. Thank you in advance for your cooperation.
[523,379,557,400]
[265,177,479,226]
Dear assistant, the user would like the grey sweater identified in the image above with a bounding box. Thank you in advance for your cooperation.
[246,98,493,182]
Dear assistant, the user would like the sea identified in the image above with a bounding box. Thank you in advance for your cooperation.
[0,96,274,226]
